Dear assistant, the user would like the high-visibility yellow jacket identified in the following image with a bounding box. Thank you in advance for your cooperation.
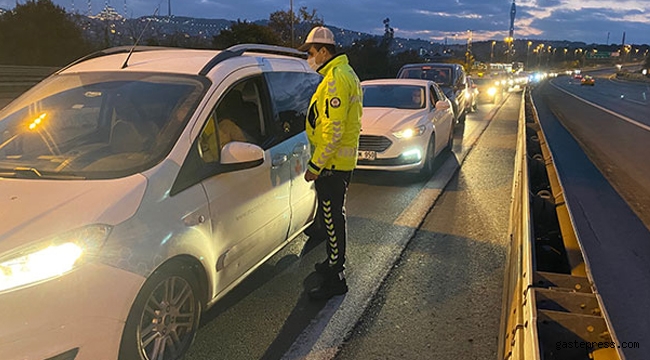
[306,54,362,174]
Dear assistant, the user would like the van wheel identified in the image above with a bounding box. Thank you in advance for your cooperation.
[419,134,436,177]
[119,261,202,360]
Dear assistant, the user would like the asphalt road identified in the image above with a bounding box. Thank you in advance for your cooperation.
[553,70,650,127]
[335,92,521,360]
[546,73,650,229]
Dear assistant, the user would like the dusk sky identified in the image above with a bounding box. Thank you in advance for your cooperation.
[2,0,649,45]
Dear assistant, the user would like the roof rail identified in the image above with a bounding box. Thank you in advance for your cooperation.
[56,46,172,74]
[199,44,306,76]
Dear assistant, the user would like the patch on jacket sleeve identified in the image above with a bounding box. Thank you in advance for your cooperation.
[330,97,341,108]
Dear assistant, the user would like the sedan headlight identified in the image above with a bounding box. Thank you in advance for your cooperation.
[487,87,498,96]
[0,225,111,292]
[393,125,426,139]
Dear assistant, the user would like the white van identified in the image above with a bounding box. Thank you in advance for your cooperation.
[0,44,320,360]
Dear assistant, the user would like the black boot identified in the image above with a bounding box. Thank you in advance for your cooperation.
[308,272,348,301]
[314,259,330,274]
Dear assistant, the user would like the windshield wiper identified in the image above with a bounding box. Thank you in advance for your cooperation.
[0,166,86,180]
[14,166,44,178]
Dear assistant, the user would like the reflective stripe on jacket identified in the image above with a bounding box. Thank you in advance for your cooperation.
[306,54,362,174]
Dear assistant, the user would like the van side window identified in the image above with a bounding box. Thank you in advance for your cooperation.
[198,77,268,163]
[265,72,321,143]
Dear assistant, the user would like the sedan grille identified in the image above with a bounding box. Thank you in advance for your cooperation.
[359,135,392,152]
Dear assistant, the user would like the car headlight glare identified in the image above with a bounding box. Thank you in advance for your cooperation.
[487,87,497,96]
[393,125,426,139]
[0,225,111,292]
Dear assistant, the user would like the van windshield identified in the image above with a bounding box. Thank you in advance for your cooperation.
[0,72,207,180]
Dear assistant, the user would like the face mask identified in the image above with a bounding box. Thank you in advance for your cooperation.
[307,56,321,71]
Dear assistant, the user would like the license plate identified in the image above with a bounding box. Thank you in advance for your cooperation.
[358,150,376,160]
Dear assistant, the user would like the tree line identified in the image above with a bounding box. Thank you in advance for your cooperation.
[0,0,427,79]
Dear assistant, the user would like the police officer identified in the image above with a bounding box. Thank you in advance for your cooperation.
[298,26,362,301]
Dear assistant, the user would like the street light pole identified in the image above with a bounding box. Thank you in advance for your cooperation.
[466,30,473,71]
[504,36,513,64]
[491,40,496,63]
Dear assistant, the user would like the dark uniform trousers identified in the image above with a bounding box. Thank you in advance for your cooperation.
[315,169,352,274]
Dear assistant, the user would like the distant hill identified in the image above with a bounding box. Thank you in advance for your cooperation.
[68,14,647,64]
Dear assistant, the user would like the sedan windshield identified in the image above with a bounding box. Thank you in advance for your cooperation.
[0,72,207,179]
[363,85,425,110]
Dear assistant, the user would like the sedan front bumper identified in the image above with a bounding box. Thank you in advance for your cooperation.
[356,134,428,172]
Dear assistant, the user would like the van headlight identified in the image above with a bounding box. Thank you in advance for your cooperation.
[393,125,426,139]
[0,225,111,292]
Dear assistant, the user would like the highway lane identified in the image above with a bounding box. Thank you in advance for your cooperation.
[182,95,511,360]
[545,74,650,229]
[552,70,650,126]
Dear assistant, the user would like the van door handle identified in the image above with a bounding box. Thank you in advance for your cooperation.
[292,143,307,156]
[272,153,288,167]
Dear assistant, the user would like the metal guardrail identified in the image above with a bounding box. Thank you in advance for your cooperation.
[499,87,623,360]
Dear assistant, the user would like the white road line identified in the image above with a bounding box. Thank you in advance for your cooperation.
[551,81,650,133]
[626,98,647,106]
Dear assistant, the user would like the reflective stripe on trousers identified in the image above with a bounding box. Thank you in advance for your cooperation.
[315,170,352,272]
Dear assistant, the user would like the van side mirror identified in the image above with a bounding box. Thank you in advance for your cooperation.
[435,100,451,110]
[221,141,264,164]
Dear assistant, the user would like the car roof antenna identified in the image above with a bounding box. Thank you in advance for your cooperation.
[121,7,159,69]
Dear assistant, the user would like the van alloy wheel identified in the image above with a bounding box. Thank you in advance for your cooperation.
[120,263,202,360]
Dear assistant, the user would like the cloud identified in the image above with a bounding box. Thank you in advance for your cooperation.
[19,0,650,44]
[415,10,483,20]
